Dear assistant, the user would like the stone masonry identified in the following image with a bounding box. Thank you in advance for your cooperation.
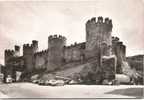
[4,16,126,82]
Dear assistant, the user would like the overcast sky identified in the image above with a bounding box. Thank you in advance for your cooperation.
[0,0,144,64]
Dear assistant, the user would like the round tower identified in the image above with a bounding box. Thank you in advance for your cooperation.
[23,43,34,72]
[47,35,66,71]
[4,49,15,66]
[85,16,113,58]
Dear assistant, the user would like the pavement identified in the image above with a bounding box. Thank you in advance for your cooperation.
[0,82,143,98]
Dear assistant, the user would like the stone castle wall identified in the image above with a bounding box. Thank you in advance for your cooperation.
[34,50,48,70]
[4,16,127,81]
[64,42,85,63]
[33,42,85,71]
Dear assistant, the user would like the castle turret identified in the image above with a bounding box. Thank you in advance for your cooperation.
[85,16,113,58]
[112,37,126,73]
[32,40,38,53]
[14,45,20,57]
[47,35,66,71]
[23,40,38,71]
[23,44,33,55]
[4,49,15,66]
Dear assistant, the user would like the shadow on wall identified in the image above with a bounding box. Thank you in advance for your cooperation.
[105,88,143,98]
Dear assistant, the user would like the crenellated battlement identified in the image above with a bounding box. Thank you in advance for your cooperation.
[23,43,35,55]
[5,49,15,56]
[23,40,39,50]
[86,16,113,31]
[118,42,123,45]
[112,36,125,48]
[23,44,33,49]
[34,49,48,56]
[112,36,124,45]
[48,34,66,41]
[32,40,38,45]
[66,42,85,49]
[48,34,66,49]
[112,36,120,42]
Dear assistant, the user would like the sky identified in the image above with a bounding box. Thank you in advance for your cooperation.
[0,0,144,65]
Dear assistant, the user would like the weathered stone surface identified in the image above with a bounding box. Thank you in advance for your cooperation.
[102,55,117,80]
[85,17,112,59]
[64,42,85,63]
[48,35,66,71]
[79,60,103,84]
[112,37,126,73]
[3,16,131,84]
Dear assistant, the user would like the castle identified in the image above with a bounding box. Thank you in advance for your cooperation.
[4,16,126,82]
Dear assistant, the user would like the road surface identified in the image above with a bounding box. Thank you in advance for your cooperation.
[0,83,143,98]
